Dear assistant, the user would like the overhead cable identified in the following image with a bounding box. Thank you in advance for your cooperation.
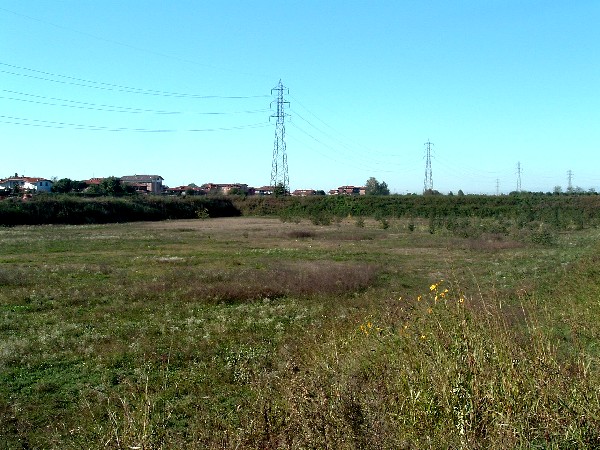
[0,62,269,99]
[0,115,270,133]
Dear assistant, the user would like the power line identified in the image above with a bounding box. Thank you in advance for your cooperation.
[289,93,403,159]
[0,8,272,80]
[286,126,397,174]
[287,121,406,171]
[0,115,269,133]
[0,62,271,135]
[1,89,270,115]
[0,62,269,99]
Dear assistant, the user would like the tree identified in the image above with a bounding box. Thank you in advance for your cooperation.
[228,187,247,197]
[365,177,390,196]
[52,178,75,193]
[86,177,135,196]
[100,177,126,196]
[273,183,289,197]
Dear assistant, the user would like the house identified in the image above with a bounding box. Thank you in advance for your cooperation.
[120,175,164,194]
[84,177,104,186]
[254,186,276,196]
[24,178,53,192]
[0,174,53,193]
[328,186,366,196]
[291,189,317,197]
[165,185,207,196]
[202,183,252,195]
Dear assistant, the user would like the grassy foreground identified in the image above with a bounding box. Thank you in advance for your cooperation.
[0,217,599,448]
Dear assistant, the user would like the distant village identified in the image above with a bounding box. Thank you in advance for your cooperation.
[0,173,368,197]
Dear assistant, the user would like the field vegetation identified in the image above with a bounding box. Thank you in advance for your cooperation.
[2,192,600,228]
[1,211,599,448]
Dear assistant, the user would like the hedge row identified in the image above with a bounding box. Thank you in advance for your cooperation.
[1,194,599,227]
[232,194,600,227]
[0,196,240,226]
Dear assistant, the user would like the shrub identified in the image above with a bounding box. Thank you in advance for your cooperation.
[529,224,557,246]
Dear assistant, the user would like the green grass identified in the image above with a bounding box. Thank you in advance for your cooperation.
[0,217,599,448]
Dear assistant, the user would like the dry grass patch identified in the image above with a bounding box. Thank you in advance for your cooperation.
[463,233,526,251]
[164,261,380,303]
[286,230,317,239]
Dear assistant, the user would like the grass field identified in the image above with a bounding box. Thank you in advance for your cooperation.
[1,217,599,448]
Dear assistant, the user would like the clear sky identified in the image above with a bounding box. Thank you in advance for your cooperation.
[1,1,599,194]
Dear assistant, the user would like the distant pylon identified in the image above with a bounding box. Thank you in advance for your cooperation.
[270,80,290,193]
[567,169,573,192]
[424,140,433,192]
[516,162,522,192]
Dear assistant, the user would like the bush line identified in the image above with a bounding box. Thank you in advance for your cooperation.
[0,195,240,225]
[1,193,599,227]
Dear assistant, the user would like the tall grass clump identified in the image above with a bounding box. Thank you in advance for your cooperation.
[228,276,599,449]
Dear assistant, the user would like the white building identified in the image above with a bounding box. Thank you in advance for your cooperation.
[0,174,53,192]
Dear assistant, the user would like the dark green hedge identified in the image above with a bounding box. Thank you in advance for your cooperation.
[0,196,240,226]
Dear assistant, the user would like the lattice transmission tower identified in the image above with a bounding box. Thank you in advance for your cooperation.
[270,80,290,193]
[516,162,522,192]
[424,140,434,192]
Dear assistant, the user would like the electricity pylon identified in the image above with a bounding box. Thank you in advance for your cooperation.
[424,140,434,192]
[270,80,289,193]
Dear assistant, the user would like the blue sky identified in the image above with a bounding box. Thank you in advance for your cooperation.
[1,1,599,194]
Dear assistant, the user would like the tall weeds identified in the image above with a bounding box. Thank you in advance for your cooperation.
[205,277,600,448]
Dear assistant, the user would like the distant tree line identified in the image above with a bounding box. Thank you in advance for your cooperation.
[51,177,137,196]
